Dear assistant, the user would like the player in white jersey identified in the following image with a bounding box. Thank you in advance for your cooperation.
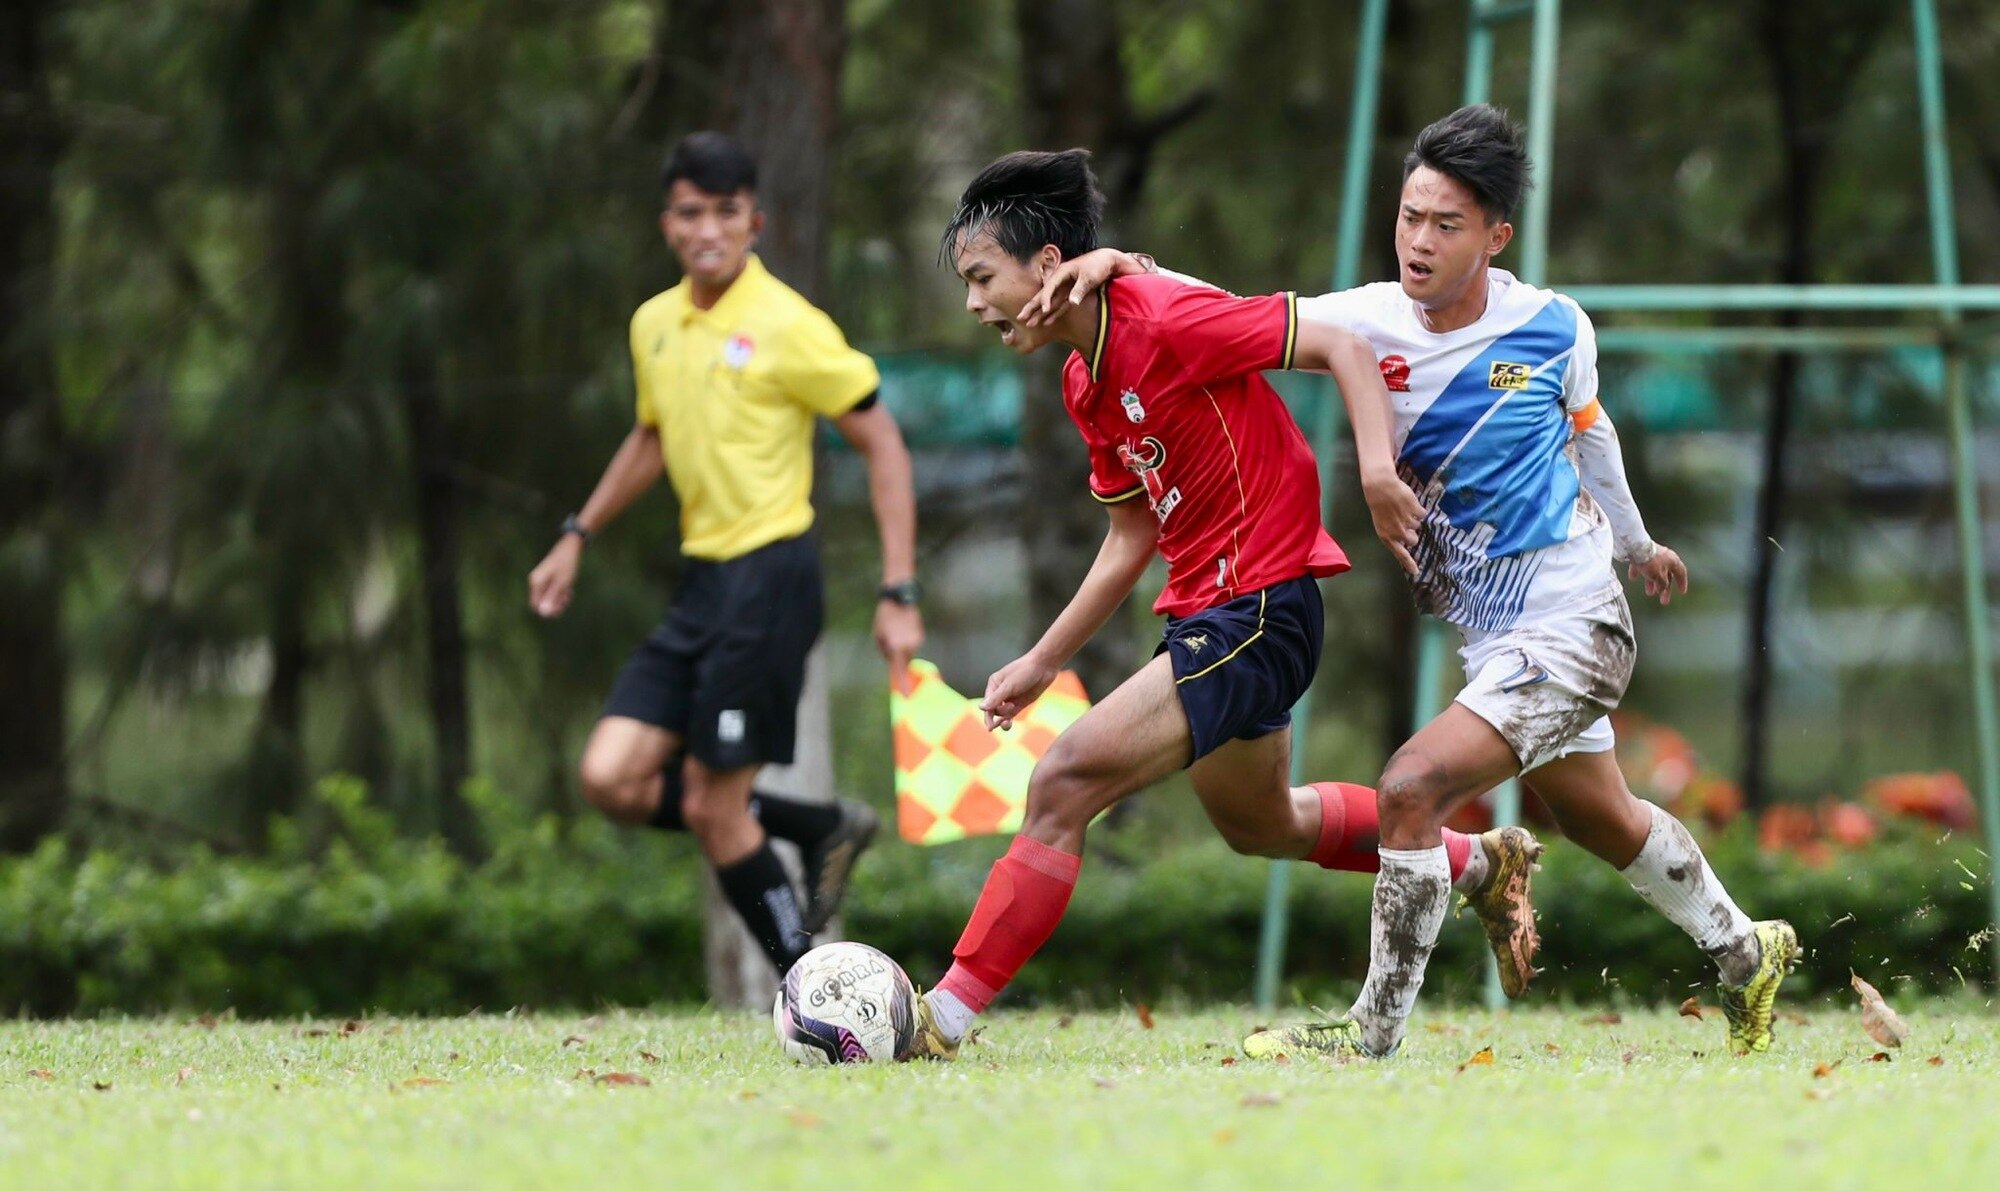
[1022,105,1798,1057]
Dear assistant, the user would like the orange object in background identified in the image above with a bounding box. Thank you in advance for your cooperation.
[1863,771,1977,830]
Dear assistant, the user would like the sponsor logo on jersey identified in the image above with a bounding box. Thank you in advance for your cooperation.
[1380,354,1412,392]
[722,333,756,369]
[1117,436,1179,523]
[1120,389,1147,423]
[1489,361,1531,390]
[718,709,747,743]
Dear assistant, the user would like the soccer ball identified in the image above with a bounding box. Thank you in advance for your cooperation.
[773,942,918,1064]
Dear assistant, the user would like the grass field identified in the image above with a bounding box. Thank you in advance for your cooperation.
[3,1005,1996,1189]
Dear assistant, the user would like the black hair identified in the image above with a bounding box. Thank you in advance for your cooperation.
[1403,104,1530,223]
[661,131,758,197]
[940,149,1105,268]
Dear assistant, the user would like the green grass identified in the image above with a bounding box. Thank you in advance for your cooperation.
[4,1006,1997,1189]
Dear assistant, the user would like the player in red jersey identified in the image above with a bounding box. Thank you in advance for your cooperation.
[901,149,1544,1059]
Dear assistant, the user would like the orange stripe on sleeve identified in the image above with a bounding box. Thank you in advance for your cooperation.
[1569,398,1602,433]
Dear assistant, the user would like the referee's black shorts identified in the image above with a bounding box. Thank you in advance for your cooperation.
[602,531,823,771]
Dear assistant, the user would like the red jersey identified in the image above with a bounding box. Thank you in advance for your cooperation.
[1062,274,1350,618]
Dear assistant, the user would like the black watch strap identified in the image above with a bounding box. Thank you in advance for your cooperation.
[878,579,921,607]
[560,514,591,544]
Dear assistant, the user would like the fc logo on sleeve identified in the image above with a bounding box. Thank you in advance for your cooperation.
[1489,361,1531,390]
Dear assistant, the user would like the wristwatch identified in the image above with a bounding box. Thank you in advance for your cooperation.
[559,514,591,545]
[878,579,921,607]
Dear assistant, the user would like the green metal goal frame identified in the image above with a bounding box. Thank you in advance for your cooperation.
[1254,0,2000,1010]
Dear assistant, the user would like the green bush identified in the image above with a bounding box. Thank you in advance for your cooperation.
[1,778,1990,1016]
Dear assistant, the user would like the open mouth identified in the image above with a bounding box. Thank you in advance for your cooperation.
[985,318,1019,347]
[1405,260,1434,282]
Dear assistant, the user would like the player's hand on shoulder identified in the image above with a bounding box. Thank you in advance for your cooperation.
[1017,249,1147,328]
[1627,543,1689,605]
[528,539,582,619]
[980,654,1058,731]
[1361,471,1423,577]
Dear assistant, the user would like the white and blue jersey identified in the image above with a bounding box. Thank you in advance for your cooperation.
[1298,270,1619,633]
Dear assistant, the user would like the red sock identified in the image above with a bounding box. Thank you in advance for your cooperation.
[1305,781,1472,879]
[935,836,1082,1014]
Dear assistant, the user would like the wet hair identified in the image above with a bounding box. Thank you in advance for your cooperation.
[940,149,1104,268]
[1403,104,1530,224]
[661,131,758,197]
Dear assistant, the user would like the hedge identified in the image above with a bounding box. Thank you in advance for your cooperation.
[1,777,1991,1016]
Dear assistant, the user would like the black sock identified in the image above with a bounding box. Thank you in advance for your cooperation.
[715,842,813,973]
[646,761,686,831]
[752,791,841,847]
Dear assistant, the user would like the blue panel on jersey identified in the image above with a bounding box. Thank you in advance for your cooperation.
[1400,298,1581,560]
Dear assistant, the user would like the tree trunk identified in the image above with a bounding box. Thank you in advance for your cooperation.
[0,0,69,851]
[640,0,850,1008]
[404,357,475,853]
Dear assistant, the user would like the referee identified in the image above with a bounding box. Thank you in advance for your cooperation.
[528,132,922,977]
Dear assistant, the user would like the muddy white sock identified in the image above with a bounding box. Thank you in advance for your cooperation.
[1620,802,1758,985]
[924,988,978,1043]
[1452,836,1491,893]
[1349,845,1451,1056]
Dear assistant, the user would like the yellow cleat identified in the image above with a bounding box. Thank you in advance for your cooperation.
[1242,1016,1373,1061]
[899,990,963,1062]
[1719,920,1800,1055]
[1457,825,1544,998]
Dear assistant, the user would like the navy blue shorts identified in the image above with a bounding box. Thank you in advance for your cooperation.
[602,532,823,770]
[1158,575,1325,763]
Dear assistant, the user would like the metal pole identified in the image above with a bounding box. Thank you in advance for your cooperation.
[1464,0,1498,107]
[1516,0,1562,285]
[1913,0,2000,986]
[1253,0,1391,1012]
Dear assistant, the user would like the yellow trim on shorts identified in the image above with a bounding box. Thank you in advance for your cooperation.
[1175,589,1267,684]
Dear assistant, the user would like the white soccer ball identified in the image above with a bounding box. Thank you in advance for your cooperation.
[773,942,918,1064]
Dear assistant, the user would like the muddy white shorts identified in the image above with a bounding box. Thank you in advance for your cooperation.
[1453,590,1636,773]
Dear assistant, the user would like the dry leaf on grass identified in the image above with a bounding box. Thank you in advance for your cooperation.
[191,1014,220,1030]
[1812,1061,1840,1079]
[175,1067,194,1087]
[1092,1077,1118,1090]
[1928,1055,1945,1066]
[1868,1051,1893,1063]
[28,1070,52,1080]
[1582,1012,1622,1026]
[340,1020,366,1036]
[738,1091,758,1100]
[1239,1093,1282,1108]
[400,1077,448,1088]
[1456,1047,1496,1073]
[1058,1015,1074,1029]
[92,1081,113,1092]
[561,1035,588,1048]
[595,1072,651,1087]
[1543,1043,1561,1056]
[1677,997,1710,1020]
[1806,1086,1836,1101]
[1620,1049,1639,1064]
[639,1051,661,1064]
[1213,1128,1237,1145]
[1135,1004,1155,1030]
[1850,973,1909,1048]
[1423,1022,1464,1036]
[1219,1057,1237,1067]
[786,1109,822,1128]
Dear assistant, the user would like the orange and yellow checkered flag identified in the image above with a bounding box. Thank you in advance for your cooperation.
[891,659,1091,845]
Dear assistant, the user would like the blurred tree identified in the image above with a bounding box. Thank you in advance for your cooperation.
[0,0,69,849]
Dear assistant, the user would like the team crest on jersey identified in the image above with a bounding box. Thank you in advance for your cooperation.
[1379,355,1412,392]
[722,333,756,369]
[1489,361,1531,390]
[1120,389,1147,423]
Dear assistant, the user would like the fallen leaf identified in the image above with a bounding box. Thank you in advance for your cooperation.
[1219,1057,1238,1066]
[92,1081,113,1092]
[1423,1022,1464,1036]
[562,1035,588,1048]
[340,1019,366,1036]
[1542,1043,1561,1056]
[1057,1015,1074,1029]
[28,1070,52,1080]
[595,1072,651,1087]
[447,1052,460,1062]
[1457,1046,1496,1072]
[1620,1049,1639,1064]
[401,1077,448,1088]
[1928,1055,1945,1067]
[1092,1077,1118,1089]
[175,1067,194,1087]
[573,1068,596,1081]
[191,1014,220,1030]
[1806,1086,1836,1101]
[1212,1128,1237,1145]
[1850,973,1909,1048]
[1272,1054,1290,1066]
[1812,1061,1840,1079]
[272,1083,282,1092]
[1239,1092,1282,1108]
[1678,996,1710,1020]
[1868,1051,1892,1063]
[786,1109,822,1128]
[1581,1012,1622,1026]
[738,1090,759,1101]
[1690,1051,1705,1059]
[1135,1004,1155,1030]
[639,1051,661,1064]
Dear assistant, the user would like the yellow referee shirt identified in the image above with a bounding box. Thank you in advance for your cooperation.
[631,255,880,561]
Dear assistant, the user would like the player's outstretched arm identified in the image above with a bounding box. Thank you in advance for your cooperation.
[1571,402,1688,604]
[1290,320,1422,576]
[1017,249,1154,327]
[981,500,1157,730]
[528,424,664,618]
